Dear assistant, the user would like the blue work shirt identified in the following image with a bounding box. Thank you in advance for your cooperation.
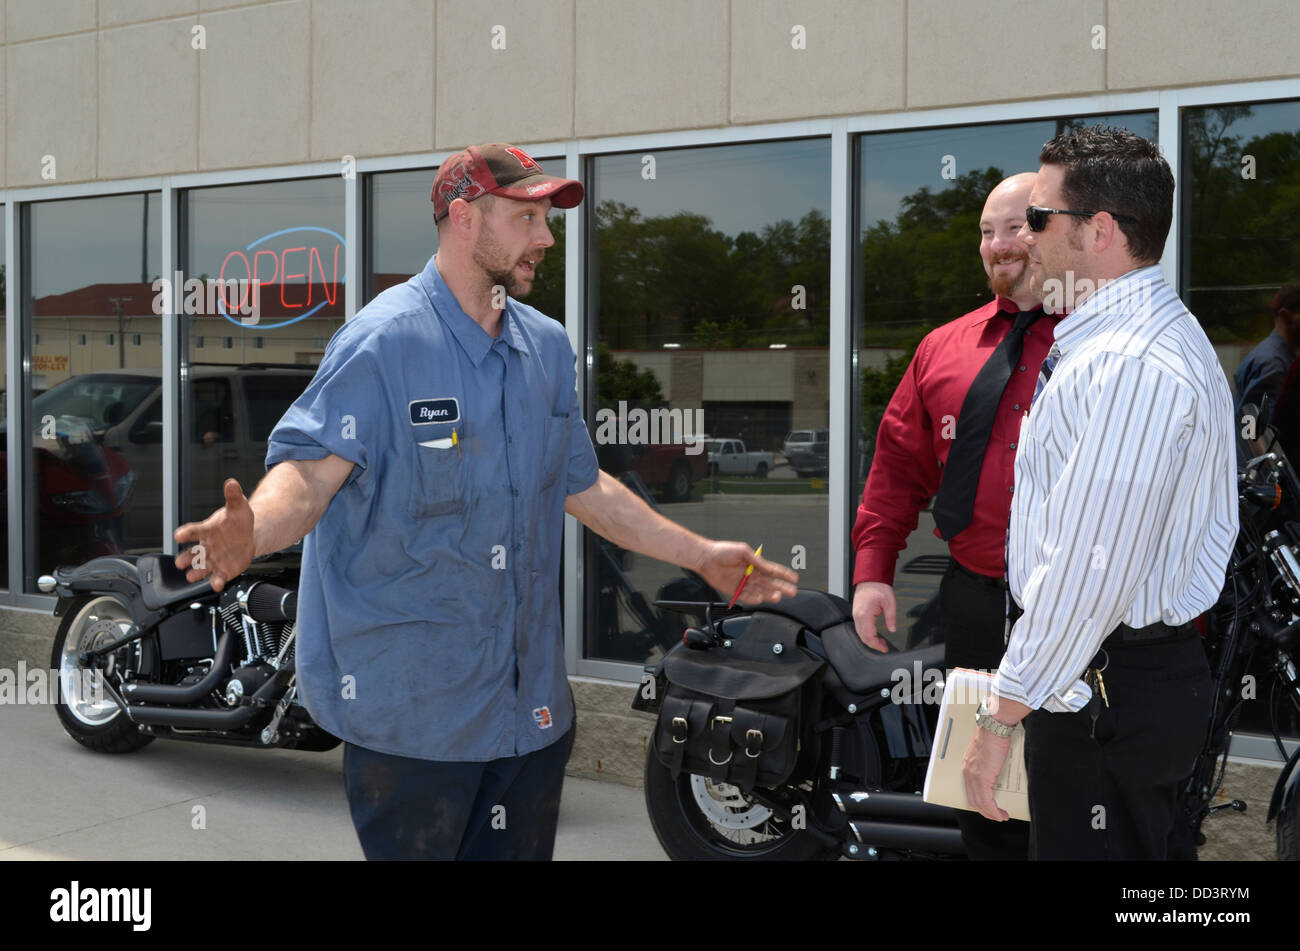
[266,254,599,761]
[1234,328,1296,413]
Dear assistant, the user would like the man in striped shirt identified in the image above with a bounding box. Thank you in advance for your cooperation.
[961,126,1238,860]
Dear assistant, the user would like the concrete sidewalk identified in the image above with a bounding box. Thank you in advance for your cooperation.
[0,702,666,861]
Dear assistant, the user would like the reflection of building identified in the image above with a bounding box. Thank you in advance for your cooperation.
[27,282,343,390]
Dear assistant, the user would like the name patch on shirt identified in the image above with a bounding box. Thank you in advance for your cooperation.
[409,398,461,426]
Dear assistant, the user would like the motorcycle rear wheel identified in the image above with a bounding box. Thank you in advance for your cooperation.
[51,595,155,754]
[643,738,838,861]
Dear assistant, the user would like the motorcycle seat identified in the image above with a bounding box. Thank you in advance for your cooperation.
[750,589,853,633]
[137,553,214,612]
[820,620,946,695]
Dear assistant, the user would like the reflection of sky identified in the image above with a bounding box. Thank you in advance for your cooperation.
[859,112,1159,230]
[369,158,570,280]
[592,139,831,235]
[1192,99,1300,152]
[187,178,345,278]
[30,193,161,297]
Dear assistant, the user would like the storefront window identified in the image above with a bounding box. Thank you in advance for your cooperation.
[585,138,831,663]
[1182,98,1300,738]
[853,112,1157,649]
[22,193,162,584]
[180,178,344,526]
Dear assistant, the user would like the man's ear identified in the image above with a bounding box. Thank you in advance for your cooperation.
[446,197,477,235]
[1091,211,1125,255]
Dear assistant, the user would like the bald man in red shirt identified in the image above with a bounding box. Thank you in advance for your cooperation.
[851,173,1057,860]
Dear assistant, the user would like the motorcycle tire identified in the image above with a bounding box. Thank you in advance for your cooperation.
[51,595,155,754]
[642,736,838,861]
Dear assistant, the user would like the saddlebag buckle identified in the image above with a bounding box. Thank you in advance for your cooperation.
[671,716,688,744]
[708,715,733,767]
[745,728,764,758]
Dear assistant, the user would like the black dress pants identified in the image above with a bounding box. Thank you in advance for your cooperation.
[936,561,1031,861]
[1022,633,1211,860]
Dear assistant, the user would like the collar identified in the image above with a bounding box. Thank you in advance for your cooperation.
[972,295,1050,326]
[1052,264,1164,356]
[417,255,531,366]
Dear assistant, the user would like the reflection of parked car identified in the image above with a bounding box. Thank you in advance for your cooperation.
[782,428,828,460]
[14,364,314,562]
[788,438,829,477]
[705,438,774,477]
[596,439,707,502]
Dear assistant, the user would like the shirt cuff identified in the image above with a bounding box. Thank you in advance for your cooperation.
[852,548,897,587]
[992,664,1092,713]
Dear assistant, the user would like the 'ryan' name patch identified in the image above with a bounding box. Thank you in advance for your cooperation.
[409,398,460,426]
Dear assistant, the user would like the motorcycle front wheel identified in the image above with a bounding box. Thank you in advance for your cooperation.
[51,595,156,753]
[643,738,838,861]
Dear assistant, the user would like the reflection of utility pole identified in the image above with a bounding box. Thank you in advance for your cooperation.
[109,297,132,369]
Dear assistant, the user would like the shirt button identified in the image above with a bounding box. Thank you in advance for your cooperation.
[1009,443,1016,450]
[507,436,513,444]
[513,489,520,497]
[1009,485,1015,493]
[1013,403,1021,411]
[1018,365,1026,372]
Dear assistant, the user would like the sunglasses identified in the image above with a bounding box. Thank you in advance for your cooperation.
[1025,205,1138,232]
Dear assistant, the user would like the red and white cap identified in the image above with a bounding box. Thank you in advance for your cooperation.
[431,143,584,222]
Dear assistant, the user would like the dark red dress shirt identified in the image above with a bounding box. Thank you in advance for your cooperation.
[852,297,1059,585]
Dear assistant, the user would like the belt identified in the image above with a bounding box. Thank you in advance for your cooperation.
[950,560,1009,590]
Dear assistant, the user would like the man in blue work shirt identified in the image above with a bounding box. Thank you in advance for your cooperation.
[1234,281,1300,414]
[173,143,798,860]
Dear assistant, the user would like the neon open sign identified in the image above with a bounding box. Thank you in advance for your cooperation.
[218,226,346,329]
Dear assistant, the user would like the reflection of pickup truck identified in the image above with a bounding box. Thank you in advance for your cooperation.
[705,439,774,478]
[788,439,829,477]
[596,440,707,502]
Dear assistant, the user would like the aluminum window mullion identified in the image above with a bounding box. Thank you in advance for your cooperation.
[563,140,584,676]
[162,182,179,553]
[345,168,359,321]
[5,201,18,598]
[828,121,851,599]
[1158,90,1181,291]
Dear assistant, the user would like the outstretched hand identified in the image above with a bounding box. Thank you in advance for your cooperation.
[173,478,256,592]
[693,541,799,606]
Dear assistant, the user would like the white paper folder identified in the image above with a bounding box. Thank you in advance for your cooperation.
[922,667,1031,822]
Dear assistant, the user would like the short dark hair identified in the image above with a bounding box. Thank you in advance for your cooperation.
[1272,282,1300,314]
[1039,125,1173,264]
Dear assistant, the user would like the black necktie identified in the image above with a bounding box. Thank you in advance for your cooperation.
[932,307,1041,540]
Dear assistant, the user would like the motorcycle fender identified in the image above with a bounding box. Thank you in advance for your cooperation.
[53,596,75,618]
[1267,744,1300,823]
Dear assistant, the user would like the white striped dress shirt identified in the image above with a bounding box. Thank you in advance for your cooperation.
[994,265,1238,713]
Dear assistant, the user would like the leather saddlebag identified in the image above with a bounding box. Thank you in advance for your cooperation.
[654,611,824,793]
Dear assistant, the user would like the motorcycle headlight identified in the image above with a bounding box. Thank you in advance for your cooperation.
[51,490,112,515]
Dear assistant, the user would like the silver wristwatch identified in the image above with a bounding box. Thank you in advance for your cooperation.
[975,699,1016,738]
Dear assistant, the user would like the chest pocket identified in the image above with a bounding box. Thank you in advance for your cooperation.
[408,420,465,519]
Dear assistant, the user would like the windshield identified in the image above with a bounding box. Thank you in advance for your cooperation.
[32,374,157,431]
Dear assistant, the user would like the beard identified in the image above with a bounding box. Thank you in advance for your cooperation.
[472,223,536,300]
[987,250,1030,298]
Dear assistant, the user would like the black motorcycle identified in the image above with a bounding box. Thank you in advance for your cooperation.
[40,550,339,755]
[636,407,1300,862]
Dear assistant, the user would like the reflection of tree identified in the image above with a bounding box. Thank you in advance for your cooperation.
[528,213,566,322]
[857,167,1003,465]
[861,166,1004,341]
[593,201,829,349]
[1184,105,1300,342]
[596,341,663,405]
